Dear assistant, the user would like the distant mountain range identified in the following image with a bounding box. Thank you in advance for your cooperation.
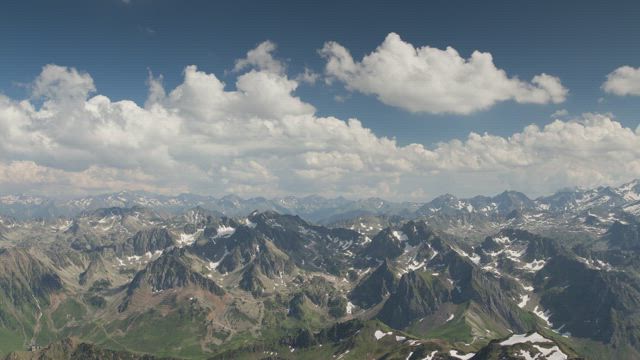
[2,180,639,225]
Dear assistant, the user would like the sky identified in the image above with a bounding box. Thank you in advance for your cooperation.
[1,0,640,200]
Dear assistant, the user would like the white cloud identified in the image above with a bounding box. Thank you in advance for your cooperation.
[32,64,95,103]
[234,40,285,74]
[602,65,640,96]
[169,65,314,122]
[0,45,638,200]
[296,67,319,84]
[333,94,350,103]
[0,161,179,197]
[550,109,568,118]
[320,33,568,114]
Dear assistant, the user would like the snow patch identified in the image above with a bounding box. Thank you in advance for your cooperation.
[533,306,553,327]
[208,249,229,272]
[500,332,552,346]
[576,256,614,271]
[521,259,547,272]
[177,228,203,247]
[346,301,355,315]
[449,350,475,360]
[392,230,408,242]
[482,265,502,276]
[406,259,427,272]
[517,350,537,360]
[215,225,235,238]
[336,349,350,360]
[454,247,480,264]
[493,236,511,244]
[374,330,392,340]
[423,350,438,360]
[533,344,568,360]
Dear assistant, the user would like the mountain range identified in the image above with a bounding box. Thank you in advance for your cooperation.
[2,179,638,223]
[0,181,639,359]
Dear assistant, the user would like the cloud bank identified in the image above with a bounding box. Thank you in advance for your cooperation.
[321,33,567,114]
[0,40,638,199]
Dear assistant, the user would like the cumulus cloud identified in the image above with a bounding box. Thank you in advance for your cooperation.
[0,44,638,200]
[296,67,320,84]
[31,64,95,103]
[602,65,640,96]
[320,33,568,114]
[234,40,285,74]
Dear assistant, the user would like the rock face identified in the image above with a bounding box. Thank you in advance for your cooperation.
[537,254,640,346]
[78,255,109,286]
[120,227,175,256]
[239,263,265,296]
[377,270,450,328]
[606,221,640,250]
[0,248,63,313]
[126,250,224,296]
[349,259,398,308]
[364,229,406,259]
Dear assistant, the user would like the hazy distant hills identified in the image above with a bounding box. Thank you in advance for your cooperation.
[0,191,420,223]
[2,179,639,226]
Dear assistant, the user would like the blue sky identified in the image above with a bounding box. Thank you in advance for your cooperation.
[2,0,639,143]
[1,0,640,199]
